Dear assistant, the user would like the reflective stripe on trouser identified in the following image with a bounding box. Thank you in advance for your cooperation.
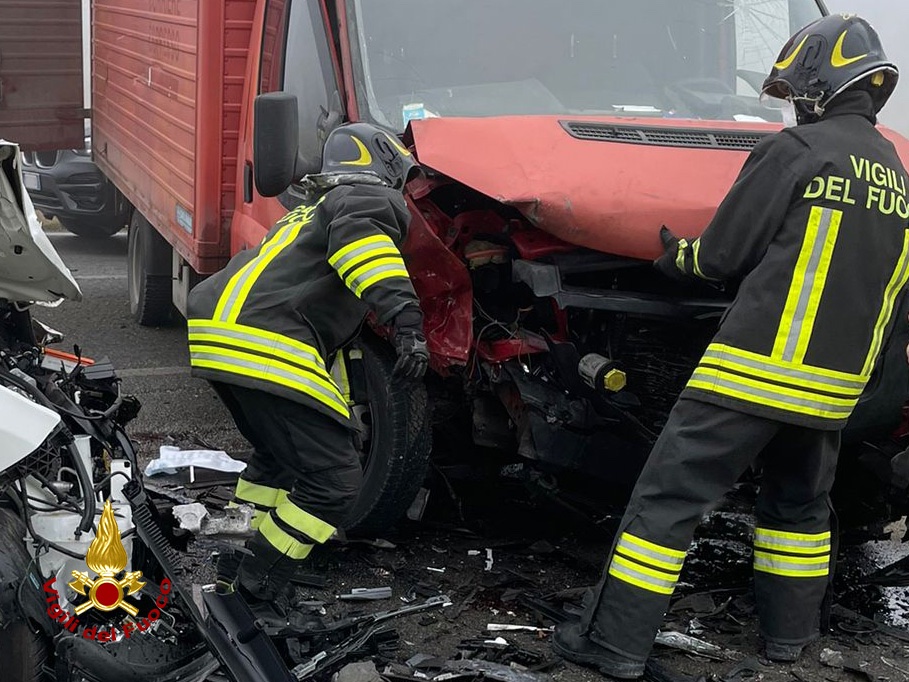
[580,398,839,662]
[228,478,289,529]
[753,431,839,645]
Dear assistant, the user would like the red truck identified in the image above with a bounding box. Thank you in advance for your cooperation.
[5,0,909,530]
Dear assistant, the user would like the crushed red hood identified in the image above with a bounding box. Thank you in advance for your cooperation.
[408,116,909,261]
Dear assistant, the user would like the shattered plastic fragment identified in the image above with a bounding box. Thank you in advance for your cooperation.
[172,502,208,533]
[487,624,554,633]
[654,630,741,661]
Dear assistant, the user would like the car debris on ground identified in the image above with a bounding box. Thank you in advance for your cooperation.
[131,448,909,682]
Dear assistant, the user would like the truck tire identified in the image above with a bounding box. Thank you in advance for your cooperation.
[344,335,432,535]
[128,211,174,327]
[0,509,48,682]
[60,215,125,239]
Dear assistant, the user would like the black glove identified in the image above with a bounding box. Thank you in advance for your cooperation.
[391,308,429,381]
[653,225,688,282]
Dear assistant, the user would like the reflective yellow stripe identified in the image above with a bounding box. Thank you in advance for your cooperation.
[863,229,909,375]
[274,500,336,544]
[330,352,353,404]
[615,545,684,573]
[754,527,831,555]
[688,368,857,420]
[190,333,334,383]
[609,555,678,595]
[190,347,349,418]
[773,207,842,363]
[258,514,314,560]
[675,238,688,272]
[704,344,866,384]
[225,220,310,324]
[343,256,407,289]
[188,319,328,369]
[328,234,396,269]
[234,479,281,508]
[190,344,345,406]
[753,551,829,578]
[353,268,410,297]
[691,239,706,279]
[336,246,401,279]
[701,344,867,395]
[619,532,686,562]
[251,509,266,530]
[214,217,308,321]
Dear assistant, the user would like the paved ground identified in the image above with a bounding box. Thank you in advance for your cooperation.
[34,228,909,682]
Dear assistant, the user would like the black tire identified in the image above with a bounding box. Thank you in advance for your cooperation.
[345,335,432,534]
[0,509,48,682]
[128,211,174,327]
[60,215,125,238]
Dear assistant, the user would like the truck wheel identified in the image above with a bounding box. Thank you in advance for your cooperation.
[0,509,48,682]
[60,215,125,238]
[343,335,432,535]
[128,211,174,327]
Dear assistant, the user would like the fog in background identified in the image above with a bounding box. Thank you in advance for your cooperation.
[824,0,909,134]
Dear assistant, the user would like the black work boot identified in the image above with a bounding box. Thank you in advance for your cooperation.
[235,537,325,632]
[764,638,813,663]
[552,621,645,680]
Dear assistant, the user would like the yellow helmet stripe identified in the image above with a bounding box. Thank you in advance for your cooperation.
[340,136,374,166]
[831,30,868,68]
[774,35,809,70]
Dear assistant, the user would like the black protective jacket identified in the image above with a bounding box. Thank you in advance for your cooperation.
[673,92,909,429]
[187,183,421,426]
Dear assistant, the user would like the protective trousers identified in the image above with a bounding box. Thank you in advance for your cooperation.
[581,398,839,663]
[211,382,362,599]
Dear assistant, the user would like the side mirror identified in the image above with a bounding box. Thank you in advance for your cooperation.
[254,93,301,198]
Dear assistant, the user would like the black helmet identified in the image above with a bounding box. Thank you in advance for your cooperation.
[762,14,898,118]
[318,123,419,190]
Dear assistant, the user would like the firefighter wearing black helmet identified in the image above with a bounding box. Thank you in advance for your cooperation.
[553,14,907,678]
[187,123,428,611]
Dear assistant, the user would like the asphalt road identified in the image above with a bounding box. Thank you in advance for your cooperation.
[36,230,248,457]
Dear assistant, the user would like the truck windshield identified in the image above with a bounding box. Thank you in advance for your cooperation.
[346,0,824,131]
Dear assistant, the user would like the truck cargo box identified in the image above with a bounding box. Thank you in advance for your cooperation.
[0,0,86,151]
[92,0,256,273]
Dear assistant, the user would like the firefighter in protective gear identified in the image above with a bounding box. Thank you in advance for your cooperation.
[187,123,428,608]
[553,15,907,679]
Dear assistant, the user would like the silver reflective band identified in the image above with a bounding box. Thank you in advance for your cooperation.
[347,260,408,294]
[189,349,348,416]
[700,347,865,394]
[780,207,838,362]
[188,322,326,370]
[689,369,856,416]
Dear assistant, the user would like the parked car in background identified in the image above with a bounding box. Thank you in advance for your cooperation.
[20,125,130,239]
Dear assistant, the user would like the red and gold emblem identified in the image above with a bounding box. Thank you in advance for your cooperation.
[69,501,145,616]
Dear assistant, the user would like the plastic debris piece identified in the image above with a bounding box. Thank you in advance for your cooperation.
[437,659,551,682]
[332,661,382,682]
[654,630,741,661]
[485,548,494,571]
[171,502,208,533]
[468,550,481,557]
[426,567,446,573]
[819,648,844,668]
[487,624,553,633]
[339,587,393,601]
[145,445,246,477]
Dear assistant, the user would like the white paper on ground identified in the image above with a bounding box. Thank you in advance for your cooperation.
[144,445,247,477]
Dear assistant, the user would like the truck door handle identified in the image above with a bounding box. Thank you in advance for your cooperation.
[243,161,253,203]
